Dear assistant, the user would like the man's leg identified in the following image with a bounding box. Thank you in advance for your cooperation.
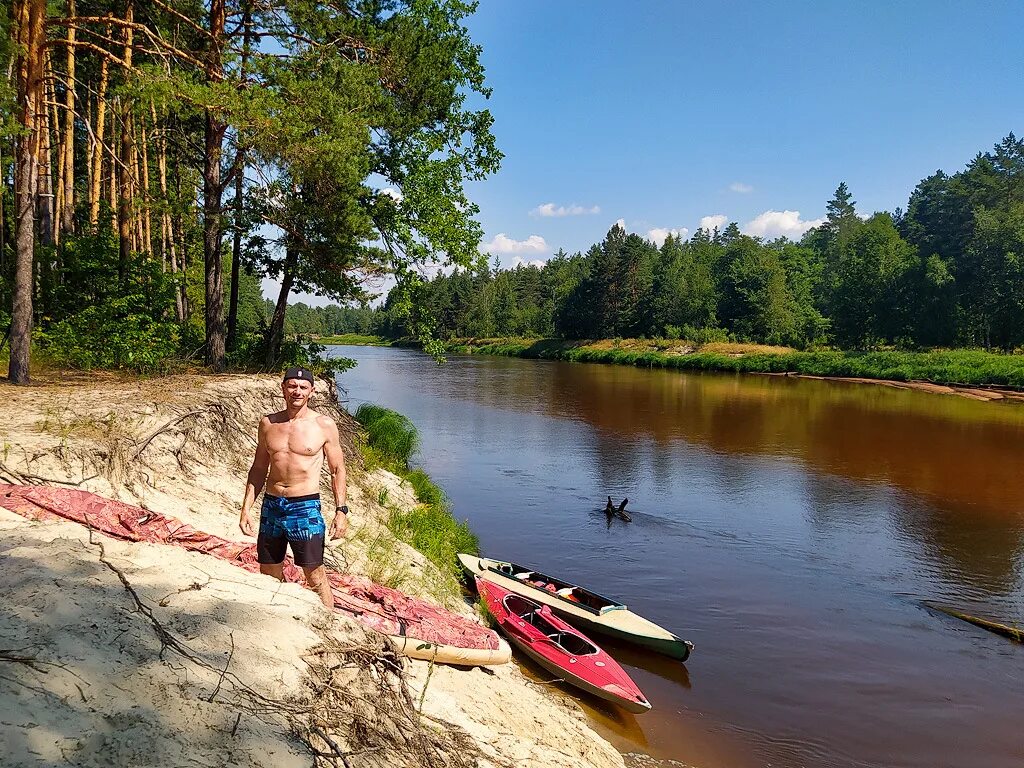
[302,565,333,608]
[290,504,330,607]
[260,562,286,580]
[257,520,288,581]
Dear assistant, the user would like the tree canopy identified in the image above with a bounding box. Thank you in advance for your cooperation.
[1,0,499,380]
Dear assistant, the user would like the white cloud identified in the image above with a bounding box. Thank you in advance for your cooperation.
[613,218,627,231]
[698,214,728,232]
[729,182,753,194]
[532,202,601,217]
[379,187,403,202]
[743,210,824,239]
[417,260,457,280]
[480,233,548,255]
[507,256,548,269]
[647,227,689,247]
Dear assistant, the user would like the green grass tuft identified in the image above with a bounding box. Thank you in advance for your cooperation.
[385,466,480,580]
[354,404,420,470]
[475,596,496,628]
[405,468,445,507]
[386,504,480,574]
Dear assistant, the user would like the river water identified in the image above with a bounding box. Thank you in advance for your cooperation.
[331,345,1024,768]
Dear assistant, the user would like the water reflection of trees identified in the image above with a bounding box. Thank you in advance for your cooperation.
[889,497,1023,596]
[525,360,1024,591]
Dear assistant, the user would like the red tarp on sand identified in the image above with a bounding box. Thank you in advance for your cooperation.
[0,483,498,651]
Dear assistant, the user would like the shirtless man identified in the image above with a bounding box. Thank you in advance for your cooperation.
[239,367,348,608]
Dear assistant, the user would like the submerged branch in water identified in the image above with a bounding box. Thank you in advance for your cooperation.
[924,602,1023,643]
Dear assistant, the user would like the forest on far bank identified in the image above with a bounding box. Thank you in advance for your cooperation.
[320,134,1023,353]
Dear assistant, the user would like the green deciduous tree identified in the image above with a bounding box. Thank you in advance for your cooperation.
[718,236,797,345]
[827,214,918,348]
[651,234,717,335]
[963,204,1024,349]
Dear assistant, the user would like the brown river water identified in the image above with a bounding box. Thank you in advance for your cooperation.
[332,346,1024,768]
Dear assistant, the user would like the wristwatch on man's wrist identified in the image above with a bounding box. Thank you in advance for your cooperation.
[336,504,349,515]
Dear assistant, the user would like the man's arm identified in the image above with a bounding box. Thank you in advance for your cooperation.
[323,418,348,540]
[240,417,272,536]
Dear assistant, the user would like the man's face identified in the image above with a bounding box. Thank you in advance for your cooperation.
[282,378,313,408]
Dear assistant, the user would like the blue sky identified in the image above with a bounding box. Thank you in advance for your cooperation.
[465,0,1024,265]
[279,0,1023,304]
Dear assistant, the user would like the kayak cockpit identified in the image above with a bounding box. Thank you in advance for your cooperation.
[546,631,596,656]
[504,594,598,656]
[494,561,627,615]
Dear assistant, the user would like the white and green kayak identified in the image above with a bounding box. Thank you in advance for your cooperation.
[458,554,693,661]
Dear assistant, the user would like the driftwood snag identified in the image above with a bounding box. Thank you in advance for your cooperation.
[604,496,631,522]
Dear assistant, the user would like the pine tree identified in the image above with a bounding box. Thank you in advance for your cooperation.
[826,182,858,228]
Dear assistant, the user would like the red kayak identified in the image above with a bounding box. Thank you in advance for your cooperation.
[476,576,651,714]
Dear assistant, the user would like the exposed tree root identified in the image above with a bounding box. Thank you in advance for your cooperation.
[0,460,97,487]
[132,410,204,459]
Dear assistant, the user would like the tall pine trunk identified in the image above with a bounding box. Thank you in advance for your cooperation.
[0,142,5,288]
[10,0,46,384]
[36,50,54,249]
[60,0,76,236]
[265,244,298,367]
[226,1,253,353]
[155,102,185,322]
[139,117,152,256]
[88,35,108,229]
[227,164,242,351]
[203,111,227,369]
[117,5,134,283]
[53,65,64,247]
[174,154,189,320]
[203,0,227,370]
[118,107,132,283]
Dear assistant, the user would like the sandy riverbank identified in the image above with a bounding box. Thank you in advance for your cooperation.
[0,373,625,768]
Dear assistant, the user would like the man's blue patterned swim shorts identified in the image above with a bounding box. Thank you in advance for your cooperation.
[257,492,325,567]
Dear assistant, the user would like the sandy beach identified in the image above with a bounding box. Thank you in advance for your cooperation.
[0,373,624,768]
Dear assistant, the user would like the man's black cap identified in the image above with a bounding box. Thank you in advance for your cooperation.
[283,367,315,385]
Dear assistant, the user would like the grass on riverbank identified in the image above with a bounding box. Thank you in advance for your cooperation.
[353,403,479,596]
[319,334,390,346]
[445,337,1024,389]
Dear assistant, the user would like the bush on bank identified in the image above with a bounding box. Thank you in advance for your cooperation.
[25,318,353,378]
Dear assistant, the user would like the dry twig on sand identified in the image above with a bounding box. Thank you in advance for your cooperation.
[0,650,48,671]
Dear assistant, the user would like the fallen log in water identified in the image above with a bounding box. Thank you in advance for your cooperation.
[924,602,1023,644]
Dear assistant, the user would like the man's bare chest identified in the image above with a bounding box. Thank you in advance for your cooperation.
[266,423,324,457]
